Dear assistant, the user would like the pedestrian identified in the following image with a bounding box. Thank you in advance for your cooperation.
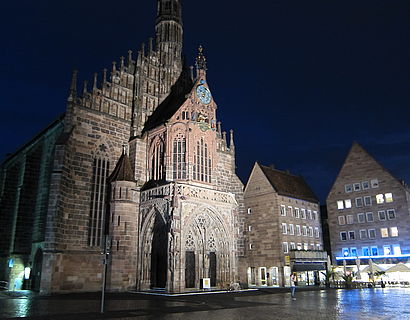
[290,273,296,300]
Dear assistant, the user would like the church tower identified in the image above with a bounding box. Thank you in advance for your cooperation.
[156,0,183,96]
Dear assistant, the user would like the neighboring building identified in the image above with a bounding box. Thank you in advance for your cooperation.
[327,142,410,275]
[0,0,245,294]
[241,163,326,288]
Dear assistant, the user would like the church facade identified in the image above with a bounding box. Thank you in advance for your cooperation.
[0,0,245,294]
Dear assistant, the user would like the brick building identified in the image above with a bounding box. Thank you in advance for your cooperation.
[0,0,245,294]
[327,142,410,273]
[241,163,326,288]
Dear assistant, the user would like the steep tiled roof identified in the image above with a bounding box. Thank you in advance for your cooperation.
[109,153,135,182]
[143,66,193,133]
[259,164,319,203]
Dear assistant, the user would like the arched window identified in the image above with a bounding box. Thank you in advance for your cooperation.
[89,156,110,247]
[150,138,165,180]
[193,138,211,183]
[173,136,186,179]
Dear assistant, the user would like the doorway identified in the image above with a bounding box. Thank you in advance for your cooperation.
[150,213,168,288]
[185,251,195,288]
[209,252,217,287]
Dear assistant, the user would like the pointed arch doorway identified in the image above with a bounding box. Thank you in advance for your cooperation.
[150,212,168,289]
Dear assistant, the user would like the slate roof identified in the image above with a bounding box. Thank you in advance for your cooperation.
[259,164,319,203]
[143,66,193,133]
[109,153,135,182]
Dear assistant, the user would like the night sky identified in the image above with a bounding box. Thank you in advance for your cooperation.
[1,0,409,203]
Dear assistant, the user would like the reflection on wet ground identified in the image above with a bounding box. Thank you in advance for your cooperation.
[1,288,410,319]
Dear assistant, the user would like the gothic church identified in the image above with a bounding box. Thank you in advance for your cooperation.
[0,0,245,294]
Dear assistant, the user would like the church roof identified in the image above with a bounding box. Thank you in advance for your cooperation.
[109,153,135,182]
[259,164,319,203]
[143,66,194,133]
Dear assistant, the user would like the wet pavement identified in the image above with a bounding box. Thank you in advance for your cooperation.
[1,287,409,319]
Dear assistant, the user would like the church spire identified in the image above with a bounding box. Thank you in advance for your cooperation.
[156,0,182,25]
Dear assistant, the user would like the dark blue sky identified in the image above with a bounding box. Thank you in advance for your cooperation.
[1,0,409,202]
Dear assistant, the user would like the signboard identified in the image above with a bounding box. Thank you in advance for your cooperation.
[202,278,211,289]
[285,255,290,266]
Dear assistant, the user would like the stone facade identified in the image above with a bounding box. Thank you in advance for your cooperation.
[241,163,326,287]
[0,0,244,294]
[326,142,410,266]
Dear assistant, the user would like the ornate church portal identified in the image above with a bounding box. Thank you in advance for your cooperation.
[137,183,238,292]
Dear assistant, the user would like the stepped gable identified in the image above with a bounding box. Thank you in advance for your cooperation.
[109,152,135,182]
[259,164,319,203]
[142,66,193,133]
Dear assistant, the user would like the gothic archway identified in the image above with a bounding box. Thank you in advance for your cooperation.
[150,211,168,288]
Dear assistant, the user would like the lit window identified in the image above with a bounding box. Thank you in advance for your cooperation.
[345,199,352,209]
[366,212,374,222]
[362,247,370,256]
[376,194,384,204]
[303,243,309,250]
[297,243,302,250]
[337,201,344,210]
[342,248,349,256]
[288,224,294,235]
[380,228,389,238]
[282,223,287,234]
[357,213,365,223]
[353,183,361,191]
[359,229,367,239]
[173,136,187,179]
[371,246,378,256]
[368,229,376,239]
[301,209,306,219]
[383,245,391,255]
[378,211,386,221]
[346,215,354,224]
[355,197,363,207]
[249,243,253,250]
[316,244,321,250]
[351,247,358,256]
[390,227,398,237]
[282,242,289,254]
[193,138,212,182]
[362,181,370,190]
[338,216,346,225]
[247,208,252,214]
[393,244,401,255]
[280,205,286,216]
[345,184,353,193]
[364,196,372,206]
[387,209,396,220]
[348,231,355,240]
[248,225,252,232]
[371,179,379,188]
[385,193,393,203]
[340,232,347,241]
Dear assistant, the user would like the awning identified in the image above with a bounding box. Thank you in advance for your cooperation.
[293,263,326,272]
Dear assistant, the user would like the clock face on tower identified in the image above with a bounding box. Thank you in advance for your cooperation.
[196,85,212,104]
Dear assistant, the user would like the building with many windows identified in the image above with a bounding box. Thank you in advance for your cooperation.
[327,142,410,277]
[0,0,245,294]
[241,163,327,288]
